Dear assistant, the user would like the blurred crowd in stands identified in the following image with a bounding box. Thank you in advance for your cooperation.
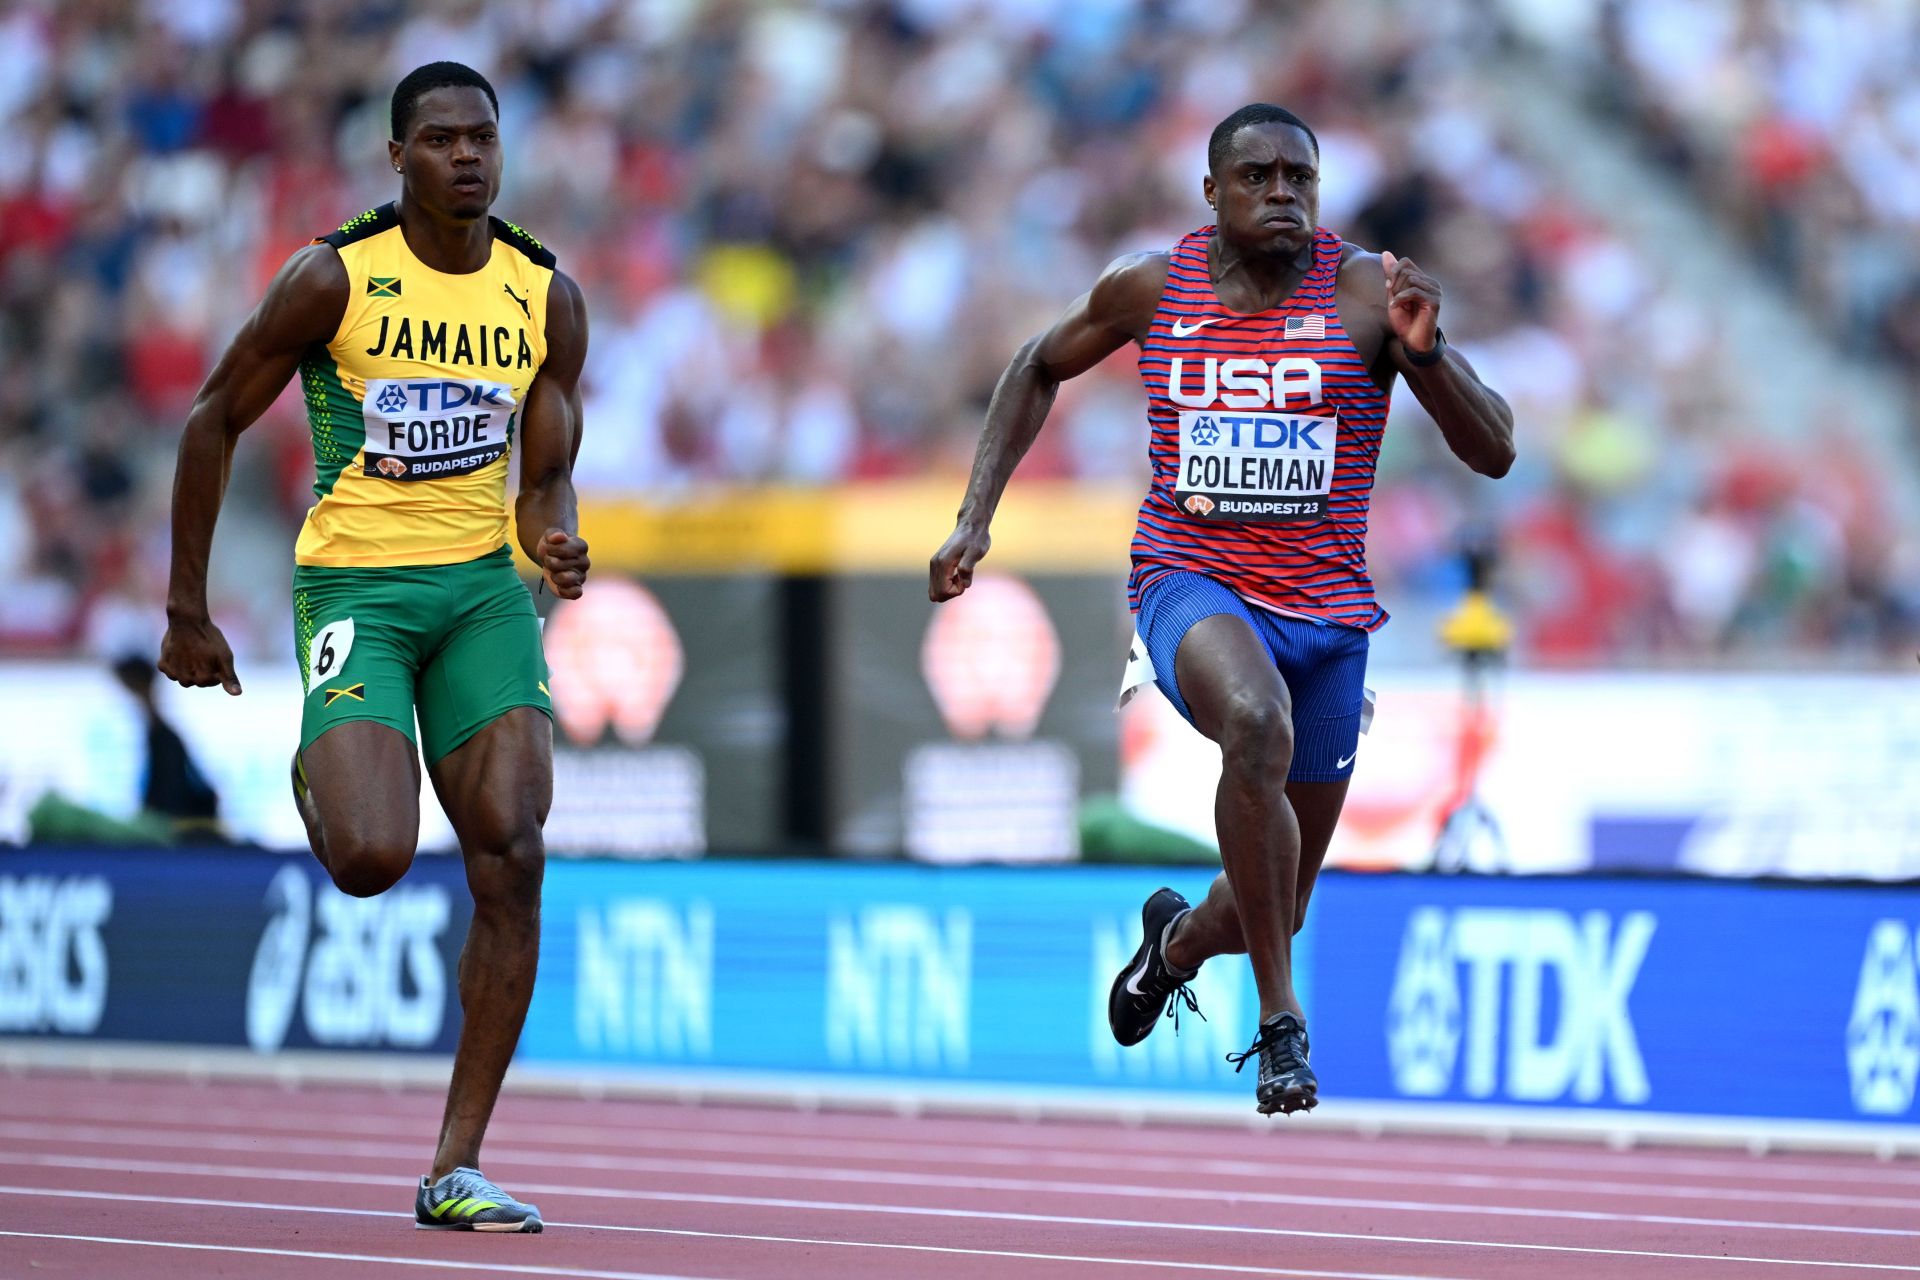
[0,0,1913,667]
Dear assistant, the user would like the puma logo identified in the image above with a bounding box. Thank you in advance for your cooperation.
[504,283,530,318]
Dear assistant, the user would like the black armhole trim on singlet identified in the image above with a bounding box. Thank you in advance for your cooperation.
[489,216,557,269]
[313,203,400,250]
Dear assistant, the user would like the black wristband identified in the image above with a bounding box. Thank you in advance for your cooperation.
[1404,327,1447,367]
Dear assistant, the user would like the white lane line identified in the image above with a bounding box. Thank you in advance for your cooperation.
[0,1189,1467,1280]
[6,1110,1916,1213]
[1,1175,1915,1274]
[12,1088,1914,1190]
[0,1231,722,1280]
[0,1127,1912,1240]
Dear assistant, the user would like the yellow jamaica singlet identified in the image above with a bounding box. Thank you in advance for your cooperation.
[294,203,555,567]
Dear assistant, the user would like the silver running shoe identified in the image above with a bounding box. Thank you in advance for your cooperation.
[414,1166,544,1232]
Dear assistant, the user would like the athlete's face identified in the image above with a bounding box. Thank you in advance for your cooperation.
[1204,123,1319,256]
[390,86,501,220]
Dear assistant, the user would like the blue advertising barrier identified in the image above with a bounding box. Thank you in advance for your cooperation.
[0,848,471,1054]
[524,860,1920,1128]
[8,848,1920,1135]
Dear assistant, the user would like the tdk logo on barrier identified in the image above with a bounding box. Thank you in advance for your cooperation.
[0,875,112,1035]
[1386,907,1655,1104]
[246,865,450,1052]
[575,900,713,1059]
[826,907,971,1071]
[1846,920,1920,1115]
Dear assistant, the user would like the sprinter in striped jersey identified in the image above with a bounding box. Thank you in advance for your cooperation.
[929,104,1513,1115]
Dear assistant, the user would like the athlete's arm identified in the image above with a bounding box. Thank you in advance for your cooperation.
[929,251,1167,602]
[515,270,589,599]
[160,244,349,695]
[1342,247,1515,479]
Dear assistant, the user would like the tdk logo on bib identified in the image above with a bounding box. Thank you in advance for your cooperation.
[1385,906,1654,1105]
[1165,355,1335,523]
[1176,409,1336,523]
[361,378,515,482]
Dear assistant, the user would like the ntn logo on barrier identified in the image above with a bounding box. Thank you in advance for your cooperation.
[1847,920,1920,1116]
[827,907,970,1071]
[1387,907,1654,1105]
[575,899,713,1058]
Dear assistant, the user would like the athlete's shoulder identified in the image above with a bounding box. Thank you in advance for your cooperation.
[313,203,399,250]
[489,216,557,269]
[1336,239,1389,304]
[1089,249,1170,309]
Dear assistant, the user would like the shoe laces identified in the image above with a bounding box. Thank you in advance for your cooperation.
[1164,983,1206,1035]
[440,1167,508,1203]
[1227,1017,1307,1075]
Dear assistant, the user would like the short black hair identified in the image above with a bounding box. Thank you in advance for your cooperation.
[1208,104,1319,176]
[391,61,499,141]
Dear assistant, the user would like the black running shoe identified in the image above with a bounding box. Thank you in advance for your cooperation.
[1229,1011,1318,1115]
[1107,888,1202,1046]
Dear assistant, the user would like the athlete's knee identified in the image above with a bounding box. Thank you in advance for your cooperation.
[326,836,414,898]
[1218,690,1293,770]
[466,828,544,911]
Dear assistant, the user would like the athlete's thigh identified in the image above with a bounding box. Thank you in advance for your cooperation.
[294,568,424,755]
[427,706,553,857]
[1140,572,1289,742]
[414,553,554,770]
[304,720,422,855]
[1271,621,1368,782]
[1173,613,1292,745]
[293,568,426,851]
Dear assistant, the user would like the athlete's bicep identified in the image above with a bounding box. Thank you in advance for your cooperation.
[520,271,588,484]
[193,245,348,433]
[1030,251,1167,381]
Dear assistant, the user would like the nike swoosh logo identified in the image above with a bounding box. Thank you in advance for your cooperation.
[1336,751,1357,770]
[1124,951,1155,997]
[1170,316,1222,338]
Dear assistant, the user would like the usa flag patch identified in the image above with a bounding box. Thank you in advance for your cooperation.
[1285,314,1326,339]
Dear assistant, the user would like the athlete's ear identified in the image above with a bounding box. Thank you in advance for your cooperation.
[1202,173,1217,213]
[387,137,404,175]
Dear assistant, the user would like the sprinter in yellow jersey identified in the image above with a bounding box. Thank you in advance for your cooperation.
[159,63,585,1233]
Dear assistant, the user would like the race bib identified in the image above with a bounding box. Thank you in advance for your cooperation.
[360,378,516,482]
[1174,409,1336,523]
[1115,630,1156,710]
[308,618,356,690]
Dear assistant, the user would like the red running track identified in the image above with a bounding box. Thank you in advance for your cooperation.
[0,1070,1916,1279]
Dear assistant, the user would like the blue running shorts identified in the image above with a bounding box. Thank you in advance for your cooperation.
[1129,570,1371,782]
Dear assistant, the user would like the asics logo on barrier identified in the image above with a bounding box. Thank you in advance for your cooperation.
[1386,907,1655,1104]
[246,865,451,1052]
[1847,920,1920,1115]
[0,875,112,1034]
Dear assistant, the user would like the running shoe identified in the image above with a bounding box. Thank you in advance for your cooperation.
[1107,887,1202,1046]
[1229,1011,1318,1115]
[415,1166,544,1232]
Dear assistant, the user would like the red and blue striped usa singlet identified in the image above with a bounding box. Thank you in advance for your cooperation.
[1128,225,1390,631]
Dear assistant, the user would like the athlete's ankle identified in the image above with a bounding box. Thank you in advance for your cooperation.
[1163,910,1201,973]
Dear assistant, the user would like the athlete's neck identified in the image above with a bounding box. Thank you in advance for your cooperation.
[1208,233,1315,313]
[395,193,493,274]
